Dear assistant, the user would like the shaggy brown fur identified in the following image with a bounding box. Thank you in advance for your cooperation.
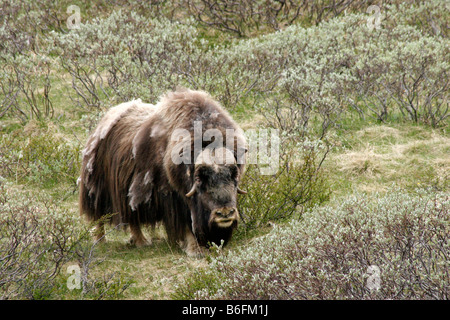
[79,89,246,254]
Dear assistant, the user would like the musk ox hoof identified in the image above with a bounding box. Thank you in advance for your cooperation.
[91,229,106,244]
[185,245,207,258]
[94,236,106,244]
[180,228,206,258]
[128,236,151,248]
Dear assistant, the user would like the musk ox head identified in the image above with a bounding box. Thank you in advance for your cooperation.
[185,147,246,246]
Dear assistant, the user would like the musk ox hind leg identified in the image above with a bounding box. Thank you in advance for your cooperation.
[93,221,105,243]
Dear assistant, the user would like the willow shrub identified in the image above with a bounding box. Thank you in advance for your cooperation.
[183,5,448,135]
[175,189,449,300]
[237,136,331,231]
[214,2,449,128]
[46,3,448,127]
[50,10,199,109]
[0,184,132,299]
[0,184,85,299]
[0,27,53,122]
[0,122,80,188]
[254,8,449,128]
[0,0,77,122]
[181,0,406,37]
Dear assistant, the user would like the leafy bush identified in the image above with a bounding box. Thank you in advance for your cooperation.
[0,0,64,48]
[0,52,53,122]
[0,184,85,299]
[175,189,449,299]
[0,121,80,188]
[0,184,132,299]
[182,0,303,37]
[2,1,448,129]
[180,38,282,110]
[385,1,449,38]
[0,0,77,121]
[250,8,449,128]
[238,135,330,230]
[0,10,54,122]
[349,20,449,126]
[179,3,449,133]
[50,10,199,109]
[182,0,399,37]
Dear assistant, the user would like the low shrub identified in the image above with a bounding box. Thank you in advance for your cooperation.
[350,21,449,127]
[0,121,80,188]
[0,43,54,122]
[205,3,449,128]
[385,0,449,38]
[50,10,199,109]
[0,184,132,299]
[2,1,448,129]
[0,184,85,299]
[175,189,449,299]
[238,135,331,230]
[182,0,399,37]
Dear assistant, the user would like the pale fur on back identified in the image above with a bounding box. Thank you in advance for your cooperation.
[81,99,156,176]
[155,89,235,131]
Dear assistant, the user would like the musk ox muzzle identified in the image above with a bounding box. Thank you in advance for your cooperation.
[210,207,239,228]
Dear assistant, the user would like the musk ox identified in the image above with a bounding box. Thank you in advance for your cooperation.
[79,88,247,256]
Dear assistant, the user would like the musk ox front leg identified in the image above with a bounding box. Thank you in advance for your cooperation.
[129,223,151,247]
[181,227,206,257]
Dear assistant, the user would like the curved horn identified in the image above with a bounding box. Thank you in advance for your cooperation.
[237,187,247,195]
[185,183,197,197]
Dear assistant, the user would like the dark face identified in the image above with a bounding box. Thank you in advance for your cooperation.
[196,163,240,229]
[186,163,241,245]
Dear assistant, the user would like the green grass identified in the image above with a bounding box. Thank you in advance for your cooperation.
[325,116,449,198]
[85,228,209,299]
